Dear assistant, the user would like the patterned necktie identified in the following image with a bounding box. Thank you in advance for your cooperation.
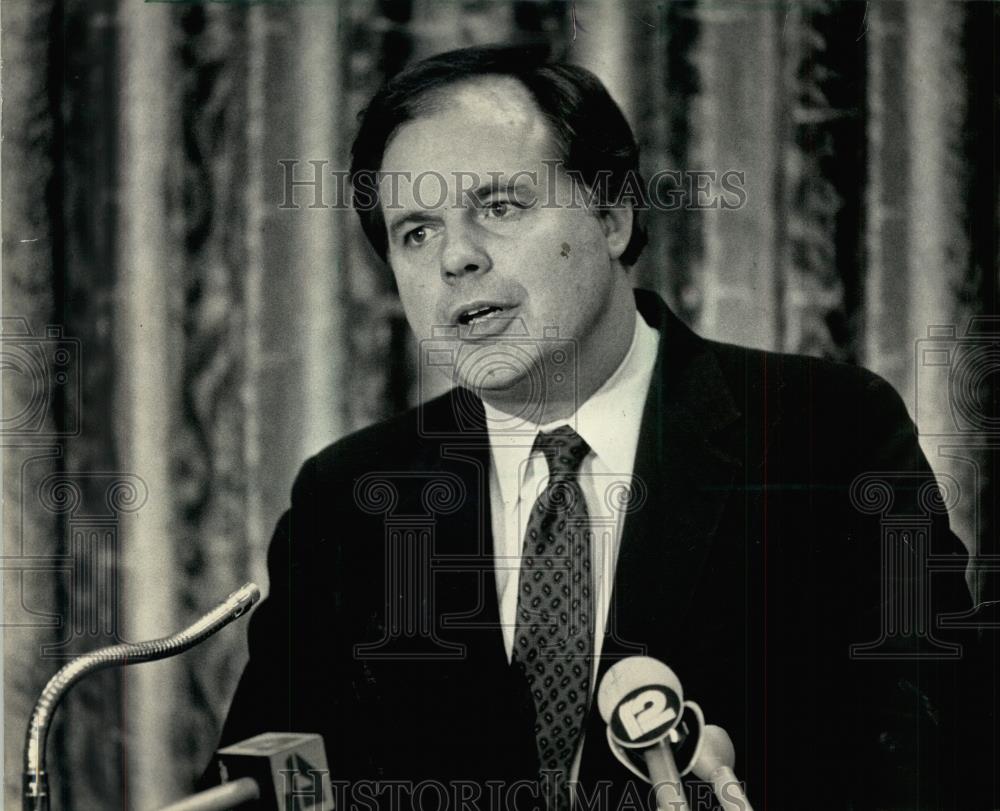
[512,426,594,811]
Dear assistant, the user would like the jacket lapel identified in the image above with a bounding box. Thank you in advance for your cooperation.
[579,291,744,792]
[415,395,540,778]
[415,394,505,662]
[600,292,743,667]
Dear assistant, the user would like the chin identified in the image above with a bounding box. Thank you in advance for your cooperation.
[463,366,552,413]
[449,342,541,391]
[458,368,533,396]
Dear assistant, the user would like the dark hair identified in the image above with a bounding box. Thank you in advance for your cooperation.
[349,44,648,266]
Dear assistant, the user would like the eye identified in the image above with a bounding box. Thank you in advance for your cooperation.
[482,198,530,222]
[485,201,511,219]
[403,226,428,246]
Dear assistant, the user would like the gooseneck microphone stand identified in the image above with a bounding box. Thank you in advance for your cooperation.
[23,583,260,811]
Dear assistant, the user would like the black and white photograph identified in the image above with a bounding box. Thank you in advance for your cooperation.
[2,1,998,809]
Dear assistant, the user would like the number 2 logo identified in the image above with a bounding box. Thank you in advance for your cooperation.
[617,688,678,741]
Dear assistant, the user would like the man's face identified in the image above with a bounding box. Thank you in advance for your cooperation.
[378,77,633,409]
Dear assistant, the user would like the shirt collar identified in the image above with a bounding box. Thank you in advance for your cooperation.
[484,308,661,508]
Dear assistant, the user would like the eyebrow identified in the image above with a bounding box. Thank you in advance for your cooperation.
[467,176,536,203]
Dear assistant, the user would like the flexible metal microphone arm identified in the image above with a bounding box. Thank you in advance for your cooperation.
[23,582,261,811]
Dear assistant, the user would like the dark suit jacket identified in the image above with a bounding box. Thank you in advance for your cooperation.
[210,290,986,810]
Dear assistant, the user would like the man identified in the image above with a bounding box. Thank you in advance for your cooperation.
[210,46,983,810]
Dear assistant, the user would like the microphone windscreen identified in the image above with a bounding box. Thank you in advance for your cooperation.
[598,656,685,748]
[597,656,683,723]
[692,724,736,779]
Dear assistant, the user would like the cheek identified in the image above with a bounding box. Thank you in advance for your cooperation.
[548,220,609,283]
[512,216,596,273]
[393,260,430,296]
[392,274,435,327]
[551,209,606,258]
[552,227,615,307]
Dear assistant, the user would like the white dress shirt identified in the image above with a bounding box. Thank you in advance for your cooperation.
[483,308,660,782]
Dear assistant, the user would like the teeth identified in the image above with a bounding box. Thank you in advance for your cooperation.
[460,306,502,325]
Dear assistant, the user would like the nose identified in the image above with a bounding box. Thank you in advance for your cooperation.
[440,222,491,283]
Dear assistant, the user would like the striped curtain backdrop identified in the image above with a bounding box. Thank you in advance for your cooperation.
[3,1,997,807]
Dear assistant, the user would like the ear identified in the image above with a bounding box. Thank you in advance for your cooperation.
[598,202,634,262]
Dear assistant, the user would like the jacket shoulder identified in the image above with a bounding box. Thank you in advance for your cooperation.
[702,337,918,471]
[706,337,910,425]
[295,390,455,496]
[706,337,900,403]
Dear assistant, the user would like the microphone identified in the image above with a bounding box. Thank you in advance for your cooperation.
[597,656,691,811]
[23,583,260,811]
[690,726,752,811]
[156,732,333,811]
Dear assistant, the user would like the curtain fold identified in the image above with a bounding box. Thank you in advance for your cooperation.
[116,3,179,807]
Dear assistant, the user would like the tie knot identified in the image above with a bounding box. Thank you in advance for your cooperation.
[534,426,590,477]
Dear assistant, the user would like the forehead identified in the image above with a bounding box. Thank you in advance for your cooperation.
[379,76,557,178]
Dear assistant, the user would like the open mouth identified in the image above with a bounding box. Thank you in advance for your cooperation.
[457,305,506,325]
